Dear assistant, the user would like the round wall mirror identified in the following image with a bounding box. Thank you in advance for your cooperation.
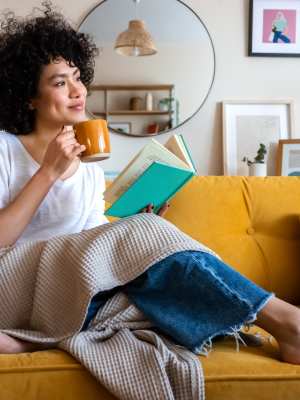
[79,0,216,137]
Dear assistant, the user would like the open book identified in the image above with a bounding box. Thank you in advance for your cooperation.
[104,134,197,217]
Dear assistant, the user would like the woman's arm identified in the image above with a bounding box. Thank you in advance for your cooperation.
[0,127,85,247]
[0,167,58,247]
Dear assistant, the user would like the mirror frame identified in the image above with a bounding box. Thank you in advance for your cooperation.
[78,0,216,137]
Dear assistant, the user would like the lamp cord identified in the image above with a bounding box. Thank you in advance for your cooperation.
[133,0,140,20]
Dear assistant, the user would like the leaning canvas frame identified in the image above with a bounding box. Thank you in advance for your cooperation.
[249,0,300,57]
[276,139,300,175]
[222,100,295,176]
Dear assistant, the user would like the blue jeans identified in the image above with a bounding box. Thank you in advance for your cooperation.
[273,31,290,43]
[83,251,273,354]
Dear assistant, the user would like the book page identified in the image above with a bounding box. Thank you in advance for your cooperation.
[104,139,189,203]
[164,135,191,168]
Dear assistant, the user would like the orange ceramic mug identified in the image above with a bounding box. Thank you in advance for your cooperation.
[74,119,111,162]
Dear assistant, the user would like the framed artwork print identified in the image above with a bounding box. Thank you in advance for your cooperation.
[108,122,132,134]
[249,0,300,57]
[276,139,300,175]
[222,100,295,176]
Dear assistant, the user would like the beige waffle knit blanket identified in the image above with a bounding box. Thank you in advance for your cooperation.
[0,214,215,399]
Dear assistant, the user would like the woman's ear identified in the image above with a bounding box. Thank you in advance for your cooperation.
[29,97,38,110]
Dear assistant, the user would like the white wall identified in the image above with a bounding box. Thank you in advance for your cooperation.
[2,0,300,175]
[87,42,212,135]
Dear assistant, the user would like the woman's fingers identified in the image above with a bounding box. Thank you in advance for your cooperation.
[140,204,153,213]
[59,125,74,136]
[71,143,86,157]
[58,127,75,140]
[147,204,154,212]
[157,202,170,216]
[140,202,170,216]
[54,126,83,152]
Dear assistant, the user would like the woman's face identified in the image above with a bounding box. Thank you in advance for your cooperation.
[31,57,87,128]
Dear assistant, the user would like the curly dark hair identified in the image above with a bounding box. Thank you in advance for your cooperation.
[0,1,98,135]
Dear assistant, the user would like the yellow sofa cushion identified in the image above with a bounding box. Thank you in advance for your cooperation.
[1,327,300,400]
[203,326,300,400]
[0,350,115,399]
[165,176,300,304]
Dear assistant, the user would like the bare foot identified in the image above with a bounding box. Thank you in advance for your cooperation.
[275,317,300,365]
[256,296,300,364]
[0,332,45,354]
[278,336,300,364]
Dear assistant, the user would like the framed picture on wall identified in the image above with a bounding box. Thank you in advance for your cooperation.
[108,122,132,134]
[222,100,295,175]
[249,0,300,57]
[276,139,300,175]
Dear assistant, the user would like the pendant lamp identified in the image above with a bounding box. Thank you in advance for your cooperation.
[114,0,157,56]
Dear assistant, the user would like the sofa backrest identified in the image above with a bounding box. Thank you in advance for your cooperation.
[165,176,300,304]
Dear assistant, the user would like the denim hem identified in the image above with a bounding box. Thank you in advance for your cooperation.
[116,250,274,356]
[193,292,274,356]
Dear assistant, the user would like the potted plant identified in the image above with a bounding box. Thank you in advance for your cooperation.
[158,97,179,126]
[158,97,175,111]
[242,143,267,176]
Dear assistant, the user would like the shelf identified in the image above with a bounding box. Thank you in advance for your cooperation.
[90,84,174,91]
[89,84,176,133]
[92,110,171,116]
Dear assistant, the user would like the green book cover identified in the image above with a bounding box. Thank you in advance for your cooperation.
[105,161,194,218]
[178,134,198,174]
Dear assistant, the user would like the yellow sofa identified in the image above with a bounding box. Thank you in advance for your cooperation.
[1,176,300,399]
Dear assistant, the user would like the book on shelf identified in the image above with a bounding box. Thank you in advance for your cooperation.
[104,134,197,218]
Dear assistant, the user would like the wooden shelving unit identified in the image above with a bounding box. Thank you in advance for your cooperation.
[89,84,175,124]
[93,110,170,116]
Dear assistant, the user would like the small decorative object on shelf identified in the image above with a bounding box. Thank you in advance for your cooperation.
[158,97,173,111]
[242,143,267,176]
[145,92,153,111]
[147,123,160,134]
[129,96,143,111]
[158,97,179,126]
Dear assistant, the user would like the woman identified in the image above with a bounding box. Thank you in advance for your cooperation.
[0,3,300,366]
[272,11,291,43]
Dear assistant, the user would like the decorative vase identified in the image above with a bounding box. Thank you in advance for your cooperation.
[129,96,143,111]
[145,92,153,111]
[248,163,267,177]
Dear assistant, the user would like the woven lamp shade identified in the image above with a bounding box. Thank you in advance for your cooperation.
[114,20,157,56]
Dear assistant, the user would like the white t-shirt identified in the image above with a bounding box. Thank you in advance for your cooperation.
[0,131,108,244]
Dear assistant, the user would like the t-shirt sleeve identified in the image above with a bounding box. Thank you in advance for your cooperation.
[83,165,109,230]
[0,136,10,209]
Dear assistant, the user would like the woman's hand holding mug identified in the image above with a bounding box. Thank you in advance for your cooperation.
[41,125,85,181]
